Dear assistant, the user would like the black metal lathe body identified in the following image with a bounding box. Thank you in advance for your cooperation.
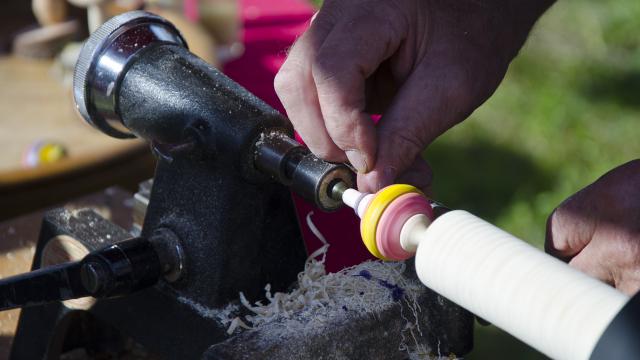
[5,12,473,359]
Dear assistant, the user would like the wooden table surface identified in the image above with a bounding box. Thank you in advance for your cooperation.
[0,187,134,359]
[0,55,147,184]
[0,55,156,220]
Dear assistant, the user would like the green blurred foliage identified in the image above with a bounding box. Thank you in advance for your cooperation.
[427,0,640,248]
[432,2,640,358]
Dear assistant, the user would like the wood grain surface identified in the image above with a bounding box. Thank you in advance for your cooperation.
[0,56,156,220]
[0,187,134,359]
[0,56,147,177]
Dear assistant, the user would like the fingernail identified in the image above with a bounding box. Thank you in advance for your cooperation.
[346,150,368,173]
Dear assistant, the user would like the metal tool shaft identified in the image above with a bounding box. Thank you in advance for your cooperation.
[0,262,88,311]
[254,132,353,211]
[0,236,175,311]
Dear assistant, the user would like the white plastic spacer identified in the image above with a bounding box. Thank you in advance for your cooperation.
[399,214,430,253]
[342,188,374,218]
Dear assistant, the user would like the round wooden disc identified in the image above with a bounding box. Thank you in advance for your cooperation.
[41,235,96,310]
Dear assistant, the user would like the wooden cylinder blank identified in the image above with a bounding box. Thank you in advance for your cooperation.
[41,235,96,310]
[412,210,629,360]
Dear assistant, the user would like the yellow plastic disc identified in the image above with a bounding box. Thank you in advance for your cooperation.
[360,184,422,260]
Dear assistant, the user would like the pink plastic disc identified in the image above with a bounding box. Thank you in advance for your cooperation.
[376,192,433,261]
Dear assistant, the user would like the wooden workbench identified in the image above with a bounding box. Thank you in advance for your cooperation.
[0,56,155,220]
[0,188,134,359]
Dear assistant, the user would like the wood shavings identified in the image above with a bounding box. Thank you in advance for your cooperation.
[226,316,252,335]
[224,212,429,355]
[177,295,238,321]
[142,212,452,357]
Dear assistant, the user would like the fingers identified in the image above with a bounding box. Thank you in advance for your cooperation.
[617,274,640,296]
[358,63,472,193]
[395,156,433,194]
[566,226,640,295]
[356,155,432,194]
[544,202,596,261]
[544,160,640,295]
[274,11,343,161]
[546,160,640,260]
[563,222,640,295]
[311,7,408,172]
[566,241,615,286]
[545,193,619,289]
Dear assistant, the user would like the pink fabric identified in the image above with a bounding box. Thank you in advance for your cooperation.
[224,0,373,272]
[183,0,199,22]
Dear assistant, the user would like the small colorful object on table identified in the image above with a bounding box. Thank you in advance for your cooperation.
[22,140,68,168]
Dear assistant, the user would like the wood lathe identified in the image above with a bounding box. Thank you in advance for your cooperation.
[0,11,473,359]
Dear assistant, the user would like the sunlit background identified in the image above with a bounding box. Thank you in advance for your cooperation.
[0,0,637,358]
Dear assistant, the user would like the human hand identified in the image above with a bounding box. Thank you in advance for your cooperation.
[275,0,553,192]
[546,160,640,295]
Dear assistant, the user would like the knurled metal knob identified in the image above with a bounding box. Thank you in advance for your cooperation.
[73,11,187,138]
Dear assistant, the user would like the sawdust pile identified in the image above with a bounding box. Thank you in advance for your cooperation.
[217,212,434,357]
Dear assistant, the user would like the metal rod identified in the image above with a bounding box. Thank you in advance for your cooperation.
[0,262,88,311]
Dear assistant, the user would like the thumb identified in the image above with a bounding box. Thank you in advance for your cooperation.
[359,66,470,192]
